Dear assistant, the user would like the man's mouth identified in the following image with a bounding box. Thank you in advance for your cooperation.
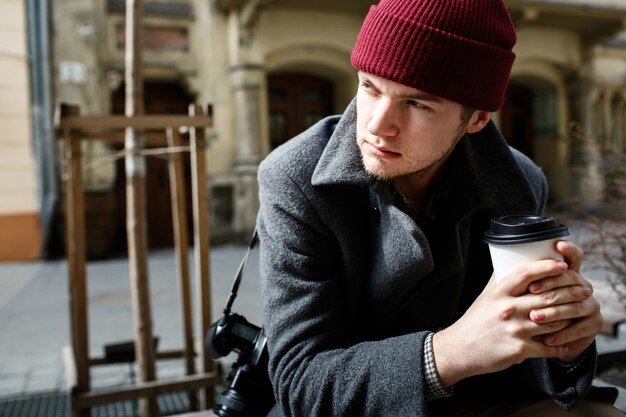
[364,141,401,158]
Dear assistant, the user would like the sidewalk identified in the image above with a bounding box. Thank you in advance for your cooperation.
[0,244,262,397]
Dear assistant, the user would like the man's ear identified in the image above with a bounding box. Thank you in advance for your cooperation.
[466,111,491,134]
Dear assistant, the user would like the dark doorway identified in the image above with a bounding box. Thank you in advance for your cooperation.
[268,73,335,149]
[111,81,195,250]
[499,83,534,159]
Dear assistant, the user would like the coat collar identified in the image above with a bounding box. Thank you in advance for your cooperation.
[311,99,373,187]
[311,98,539,216]
[450,122,539,216]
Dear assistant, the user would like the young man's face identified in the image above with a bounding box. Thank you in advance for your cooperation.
[355,72,488,188]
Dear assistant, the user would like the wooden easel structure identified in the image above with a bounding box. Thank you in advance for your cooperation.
[55,103,220,416]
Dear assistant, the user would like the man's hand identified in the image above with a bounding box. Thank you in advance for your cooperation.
[527,240,603,363]
[432,240,601,387]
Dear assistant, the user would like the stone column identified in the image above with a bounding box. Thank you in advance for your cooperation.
[230,64,264,240]
[566,70,604,205]
[613,96,625,155]
[602,90,612,147]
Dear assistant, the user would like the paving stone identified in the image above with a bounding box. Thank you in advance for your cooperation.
[0,374,26,397]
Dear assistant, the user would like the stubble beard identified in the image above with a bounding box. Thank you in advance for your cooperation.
[361,152,435,183]
[360,128,467,183]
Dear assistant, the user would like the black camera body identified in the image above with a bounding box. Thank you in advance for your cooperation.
[206,313,275,417]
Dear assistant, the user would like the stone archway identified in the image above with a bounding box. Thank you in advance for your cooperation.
[264,43,357,149]
[500,82,536,159]
[265,44,356,107]
[267,72,335,149]
[501,74,567,204]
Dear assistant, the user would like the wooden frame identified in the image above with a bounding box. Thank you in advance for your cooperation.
[55,103,217,417]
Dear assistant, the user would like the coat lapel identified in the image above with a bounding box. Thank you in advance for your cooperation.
[365,183,435,314]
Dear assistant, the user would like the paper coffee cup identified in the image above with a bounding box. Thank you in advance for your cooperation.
[484,215,569,282]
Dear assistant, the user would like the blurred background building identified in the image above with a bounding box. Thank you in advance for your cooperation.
[2,0,626,261]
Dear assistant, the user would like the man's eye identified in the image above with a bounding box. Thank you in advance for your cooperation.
[408,100,430,110]
[360,81,378,95]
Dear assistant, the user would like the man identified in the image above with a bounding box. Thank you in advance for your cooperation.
[256,0,622,416]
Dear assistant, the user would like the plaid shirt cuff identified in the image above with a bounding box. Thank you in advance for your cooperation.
[423,332,454,401]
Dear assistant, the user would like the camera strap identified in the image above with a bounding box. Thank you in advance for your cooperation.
[221,228,259,321]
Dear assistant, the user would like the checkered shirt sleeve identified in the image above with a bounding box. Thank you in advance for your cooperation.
[423,332,454,401]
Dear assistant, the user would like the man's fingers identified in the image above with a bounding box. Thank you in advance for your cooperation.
[527,270,593,295]
[540,309,603,347]
[525,284,592,317]
[528,340,570,359]
[555,240,584,273]
[529,294,598,324]
[528,318,572,336]
[501,260,568,296]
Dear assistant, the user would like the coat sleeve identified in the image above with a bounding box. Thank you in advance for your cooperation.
[517,345,598,410]
[257,159,432,417]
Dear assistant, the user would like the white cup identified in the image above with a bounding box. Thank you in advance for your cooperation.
[484,215,569,282]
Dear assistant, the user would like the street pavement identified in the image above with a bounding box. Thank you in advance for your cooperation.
[0,244,263,397]
[0,225,624,410]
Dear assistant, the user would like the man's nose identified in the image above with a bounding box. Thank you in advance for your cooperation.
[367,99,399,138]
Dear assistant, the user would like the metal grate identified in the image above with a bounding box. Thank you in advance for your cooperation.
[0,391,192,417]
[0,392,70,417]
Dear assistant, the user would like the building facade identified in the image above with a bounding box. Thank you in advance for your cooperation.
[0,0,41,261]
[2,0,626,260]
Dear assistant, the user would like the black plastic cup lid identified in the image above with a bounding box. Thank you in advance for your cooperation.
[484,215,569,245]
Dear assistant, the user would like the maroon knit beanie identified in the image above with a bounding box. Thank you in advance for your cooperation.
[351,0,516,111]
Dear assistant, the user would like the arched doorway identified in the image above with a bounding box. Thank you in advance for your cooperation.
[499,83,535,159]
[111,80,196,250]
[268,73,335,149]
[500,77,561,203]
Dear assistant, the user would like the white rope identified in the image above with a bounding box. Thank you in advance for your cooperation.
[81,146,191,172]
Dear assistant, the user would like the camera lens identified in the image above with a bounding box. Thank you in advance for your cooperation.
[215,389,263,417]
[213,361,274,417]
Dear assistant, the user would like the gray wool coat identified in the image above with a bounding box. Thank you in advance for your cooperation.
[256,100,600,417]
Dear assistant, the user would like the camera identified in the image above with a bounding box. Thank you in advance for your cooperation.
[206,313,274,417]
[205,230,275,417]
